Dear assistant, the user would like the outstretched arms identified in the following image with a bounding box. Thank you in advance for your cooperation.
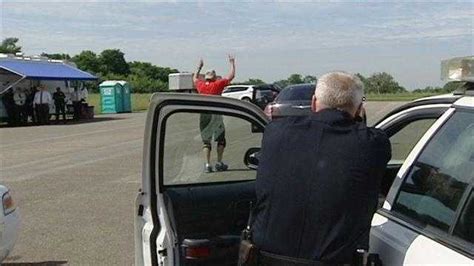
[193,59,204,83]
[226,55,235,81]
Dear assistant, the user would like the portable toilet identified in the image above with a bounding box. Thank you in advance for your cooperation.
[121,82,132,112]
[99,80,125,113]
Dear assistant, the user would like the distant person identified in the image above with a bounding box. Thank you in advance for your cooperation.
[34,85,52,125]
[249,72,391,265]
[71,87,83,120]
[1,88,16,126]
[13,87,27,125]
[53,87,67,123]
[26,87,37,124]
[81,87,88,102]
[193,55,235,173]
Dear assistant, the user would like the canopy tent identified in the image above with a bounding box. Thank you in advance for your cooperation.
[0,58,97,94]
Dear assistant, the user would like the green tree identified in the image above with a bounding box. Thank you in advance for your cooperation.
[128,74,168,93]
[129,61,178,83]
[274,79,289,89]
[99,49,130,76]
[72,50,101,74]
[443,81,463,93]
[287,73,304,85]
[0,37,22,54]
[303,75,317,84]
[365,72,406,94]
[41,52,71,60]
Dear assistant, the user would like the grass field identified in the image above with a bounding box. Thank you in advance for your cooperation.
[366,92,439,101]
[88,93,152,114]
[88,92,440,114]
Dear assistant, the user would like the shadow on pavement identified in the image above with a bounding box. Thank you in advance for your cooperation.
[2,261,68,266]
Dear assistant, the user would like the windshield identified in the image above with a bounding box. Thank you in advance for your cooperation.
[276,84,314,101]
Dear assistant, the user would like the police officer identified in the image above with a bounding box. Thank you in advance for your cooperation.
[1,88,15,126]
[53,87,66,123]
[250,72,391,265]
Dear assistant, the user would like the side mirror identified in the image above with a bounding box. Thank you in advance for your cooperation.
[244,147,260,170]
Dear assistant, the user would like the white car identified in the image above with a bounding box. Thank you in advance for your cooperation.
[0,185,20,262]
[135,58,473,265]
[221,85,255,101]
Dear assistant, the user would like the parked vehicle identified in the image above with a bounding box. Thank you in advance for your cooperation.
[135,58,473,265]
[222,85,255,102]
[0,185,20,262]
[222,84,280,109]
[263,83,314,119]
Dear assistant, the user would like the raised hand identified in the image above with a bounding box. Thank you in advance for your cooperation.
[198,59,204,69]
[228,55,235,64]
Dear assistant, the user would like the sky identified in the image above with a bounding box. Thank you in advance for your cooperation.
[0,0,473,89]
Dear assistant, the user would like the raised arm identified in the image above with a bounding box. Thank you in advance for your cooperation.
[193,59,204,83]
[226,55,235,81]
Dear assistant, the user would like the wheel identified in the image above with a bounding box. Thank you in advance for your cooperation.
[242,97,251,102]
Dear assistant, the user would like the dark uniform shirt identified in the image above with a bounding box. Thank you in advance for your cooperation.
[252,109,391,264]
[53,91,66,106]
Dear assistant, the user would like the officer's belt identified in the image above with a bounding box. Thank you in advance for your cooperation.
[259,251,343,266]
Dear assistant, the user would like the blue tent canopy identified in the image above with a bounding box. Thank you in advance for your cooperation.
[0,59,97,81]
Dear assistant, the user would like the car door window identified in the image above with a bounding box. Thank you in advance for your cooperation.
[392,111,474,232]
[453,190,474,244]
[389,118,436,162]
[163,111,262,185]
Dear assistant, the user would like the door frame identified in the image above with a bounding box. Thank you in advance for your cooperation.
[144,93,269,265]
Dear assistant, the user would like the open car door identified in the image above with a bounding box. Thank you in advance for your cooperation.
[135,93,268,266]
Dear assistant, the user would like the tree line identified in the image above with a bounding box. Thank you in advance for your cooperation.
[1,37,178,93]
[1,37,461,94]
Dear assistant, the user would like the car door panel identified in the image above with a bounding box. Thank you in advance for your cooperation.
[164,181,256,242]
[371,213,472,265]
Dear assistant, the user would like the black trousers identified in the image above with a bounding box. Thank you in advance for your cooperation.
[55,103,66,121]
[14,105,27,124]
[36,104,50,125]
[73,101,82,120]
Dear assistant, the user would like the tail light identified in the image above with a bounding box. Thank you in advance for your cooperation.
[264,104,273,120]
[264,103,281,120]
[2,191,16,215]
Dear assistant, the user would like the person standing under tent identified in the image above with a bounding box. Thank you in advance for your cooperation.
[13,87,27,125]
[70,87,83,120]
[2,89,16,126]
[53,87,67,123]
[33,85,52,125]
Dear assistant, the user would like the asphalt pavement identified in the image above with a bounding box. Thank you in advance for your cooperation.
[0,101,405,265]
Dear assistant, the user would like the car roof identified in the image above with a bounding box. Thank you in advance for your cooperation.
[225,85,253,88]
[284,83,315,89]
[453,96,474,108]
[377,94,462,123]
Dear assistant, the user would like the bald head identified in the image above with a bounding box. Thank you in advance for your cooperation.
[312,71,364,117]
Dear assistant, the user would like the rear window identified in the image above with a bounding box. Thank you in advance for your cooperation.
[277,85,314,101]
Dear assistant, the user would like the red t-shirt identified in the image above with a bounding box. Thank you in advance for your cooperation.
[195,79,230,95]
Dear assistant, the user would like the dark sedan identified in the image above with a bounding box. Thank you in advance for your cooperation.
[263,83,314,119]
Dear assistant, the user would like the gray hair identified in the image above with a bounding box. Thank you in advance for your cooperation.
[314,71,364,113]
